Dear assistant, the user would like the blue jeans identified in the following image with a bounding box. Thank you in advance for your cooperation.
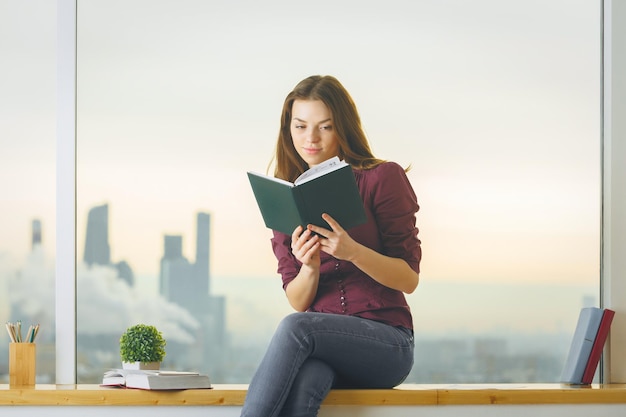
[240,312,414,417]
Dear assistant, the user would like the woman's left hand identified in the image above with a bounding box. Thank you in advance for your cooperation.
[309,213,419,294]
[307,213,360,262]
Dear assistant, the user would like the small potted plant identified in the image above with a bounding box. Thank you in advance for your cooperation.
[119,324,166,370]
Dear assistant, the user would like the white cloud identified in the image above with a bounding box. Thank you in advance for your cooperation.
[6,247,199,344]
[77,263,200,344]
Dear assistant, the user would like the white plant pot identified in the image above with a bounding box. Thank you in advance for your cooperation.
[122,361,161,370]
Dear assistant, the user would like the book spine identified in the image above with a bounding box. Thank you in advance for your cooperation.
[291,186,309,228]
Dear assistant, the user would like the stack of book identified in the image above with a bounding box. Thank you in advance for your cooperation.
[101,369,211,390]
[560,307,615,385]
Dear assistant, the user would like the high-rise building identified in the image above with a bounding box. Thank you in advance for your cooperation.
[83,203,134,286]
[32,219,42,249]
[159,235,192,304]
[83,204,111,266]
[163,234,183,259]
[195,212,210,295]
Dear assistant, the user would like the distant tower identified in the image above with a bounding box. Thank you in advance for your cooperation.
[83,204,111,266]
[159,235,192,304]
[31,219,42,249]
[195,212,210,295]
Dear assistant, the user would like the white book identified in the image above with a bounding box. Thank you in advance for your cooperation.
[560,307,604,384]
[102,369,212,390]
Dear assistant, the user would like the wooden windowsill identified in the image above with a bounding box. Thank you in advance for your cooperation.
[1,383,626,406]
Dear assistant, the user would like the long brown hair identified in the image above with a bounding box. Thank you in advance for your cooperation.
[272,75,385,182]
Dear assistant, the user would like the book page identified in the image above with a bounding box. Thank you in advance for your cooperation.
[294,156,347,185]
[103,369,200,379]
[247,171,294,187]
[156,371,200,376]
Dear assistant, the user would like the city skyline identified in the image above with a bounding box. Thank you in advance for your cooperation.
[74,200,598,339]
[1,212,597,340]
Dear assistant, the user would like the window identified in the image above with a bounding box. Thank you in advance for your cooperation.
[71,0,602,384]
[0,1,57,383]
[2,0,607,385]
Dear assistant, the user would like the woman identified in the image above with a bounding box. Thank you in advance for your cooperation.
[241,75,421,417]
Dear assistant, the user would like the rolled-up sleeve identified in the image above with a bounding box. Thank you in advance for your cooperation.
[367,162,421,273]
[271,231,300,289]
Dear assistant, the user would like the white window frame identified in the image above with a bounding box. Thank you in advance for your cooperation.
[601,0,626,383]
[56,0,626,384]
[56,0,77,384]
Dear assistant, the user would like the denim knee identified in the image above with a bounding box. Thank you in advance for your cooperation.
[278,358,335,417]
[274,312,310,342]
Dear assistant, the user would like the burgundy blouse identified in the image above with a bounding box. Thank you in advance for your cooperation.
[271,162,421,330]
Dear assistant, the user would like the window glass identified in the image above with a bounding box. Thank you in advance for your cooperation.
[76,0,600,383]
[0,1,57,383]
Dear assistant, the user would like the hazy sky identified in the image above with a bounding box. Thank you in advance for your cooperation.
[1,0,600,289]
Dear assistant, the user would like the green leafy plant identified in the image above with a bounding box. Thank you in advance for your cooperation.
[119,324,166,364]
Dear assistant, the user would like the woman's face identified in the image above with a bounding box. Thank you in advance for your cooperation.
[290,99,340,168]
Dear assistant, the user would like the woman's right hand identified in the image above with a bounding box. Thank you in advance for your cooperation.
[291,225,321,268]
[286,226,322,311]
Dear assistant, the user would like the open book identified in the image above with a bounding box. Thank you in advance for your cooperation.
[101,369,212,390]
[247,157,367,235]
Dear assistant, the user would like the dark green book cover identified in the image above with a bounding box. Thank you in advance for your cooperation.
[247,162,367,235]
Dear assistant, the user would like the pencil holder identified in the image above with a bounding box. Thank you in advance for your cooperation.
[9,343,36,387]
